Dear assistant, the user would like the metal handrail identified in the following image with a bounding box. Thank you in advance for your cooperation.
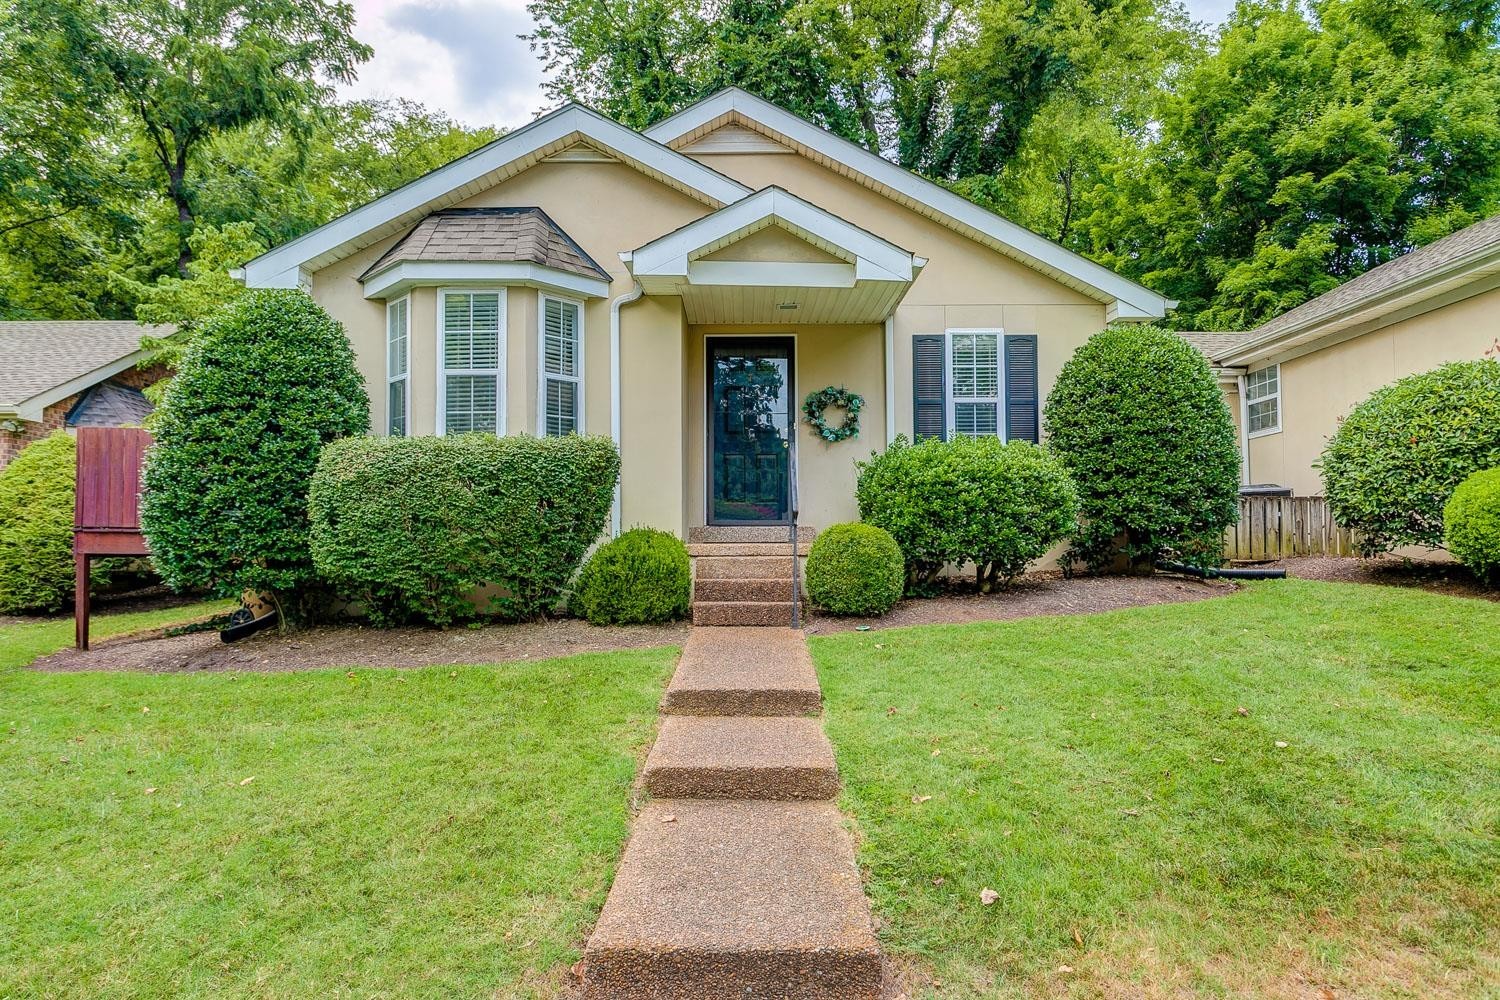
[788,432,801,629]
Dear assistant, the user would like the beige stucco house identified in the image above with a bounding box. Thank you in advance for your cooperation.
[241,88,1170,542]
[1190,215,1500,497]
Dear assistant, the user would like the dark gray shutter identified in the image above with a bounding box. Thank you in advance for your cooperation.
[912,334,947,441]
[1003,334,1039,443]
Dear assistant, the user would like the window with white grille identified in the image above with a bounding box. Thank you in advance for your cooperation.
[1246,364,1280,436]
[948,331,1002,438]
[539,296,582,436]
[385,297,409,437]
[440,289,504,435]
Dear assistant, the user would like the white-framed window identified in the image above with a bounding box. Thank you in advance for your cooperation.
[947,330,1003,438]
[385,296,410,437]
[1246,364,1281,436]
[538,294,583,436]
[438,288,505,435]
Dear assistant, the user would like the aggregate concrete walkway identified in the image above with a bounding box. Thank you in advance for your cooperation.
[581,627,882,999]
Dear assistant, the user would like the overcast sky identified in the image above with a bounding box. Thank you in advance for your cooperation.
[337,0,1239,131]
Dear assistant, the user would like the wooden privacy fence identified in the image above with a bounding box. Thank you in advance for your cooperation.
[1224,494,1358,562]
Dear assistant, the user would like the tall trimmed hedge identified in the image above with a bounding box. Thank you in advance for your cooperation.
[1042,325,1240,570]
[309,434,620,624]
[856,435,1078,591]
[1321,360,1500,553]
[141,289,368,620]
[0,433,86,613]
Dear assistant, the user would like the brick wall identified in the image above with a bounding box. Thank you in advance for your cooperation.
[0,364,168,470]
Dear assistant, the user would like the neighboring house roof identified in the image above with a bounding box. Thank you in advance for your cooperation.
[361,207,610,282]
[1178,331,1254,361]
[241,89,1170,322]
[0,321,169,422]
[646,89,1172,321]
[1218,213,1500,367]
[65,380,154,427]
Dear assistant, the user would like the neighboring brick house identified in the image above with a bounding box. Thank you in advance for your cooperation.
[0,321,172,468]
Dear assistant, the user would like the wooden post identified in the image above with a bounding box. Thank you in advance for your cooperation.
[75,552,91,651]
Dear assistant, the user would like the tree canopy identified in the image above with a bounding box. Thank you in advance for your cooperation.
[1,0,1497,332]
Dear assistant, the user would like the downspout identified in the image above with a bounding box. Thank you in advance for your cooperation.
[1236,372,1251,487]
[883,315,896,445]
[610,279,645,537]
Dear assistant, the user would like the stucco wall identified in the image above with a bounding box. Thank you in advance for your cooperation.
[1244,284,1500,495]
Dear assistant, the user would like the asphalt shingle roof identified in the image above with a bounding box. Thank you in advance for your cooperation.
[1251,213,1500,342]
[361,207,611,282]
[1177,331,1254,362]
[65,380,154,427]
[0,321,168,408]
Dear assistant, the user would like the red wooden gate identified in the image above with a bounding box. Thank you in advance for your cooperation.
[74,426,152,649]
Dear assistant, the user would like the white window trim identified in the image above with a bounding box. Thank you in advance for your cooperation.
[437,287,507,436]
[1245,363,1282,439]
[537,293,585,436]
[385,296,411,437]
[944,328,1006,440]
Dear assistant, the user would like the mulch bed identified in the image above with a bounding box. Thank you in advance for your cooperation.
[1278,554,1498,602]
[808,571,1236,634]
[30,617,692,674]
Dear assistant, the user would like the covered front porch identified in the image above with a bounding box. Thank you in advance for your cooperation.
[614,186,924,543]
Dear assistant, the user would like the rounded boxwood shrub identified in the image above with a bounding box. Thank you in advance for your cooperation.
[141,289,368,623]
[309,433,620,625]
[1321,360,1500,553]
[804,522,904,616]
[572,527,691,625]
[1042,325,1239,571]
[1443,467,1500,581]
[0,432,92,613]
[856,436,1078,591]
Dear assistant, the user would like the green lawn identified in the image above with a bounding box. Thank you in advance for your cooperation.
[812,579,1499,999]
[0,599,234,670]
[0,647,677,998]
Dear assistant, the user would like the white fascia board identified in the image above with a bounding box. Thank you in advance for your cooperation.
[243,104,751,288]
[631,186,916,281]
[648,89,1169,318]
[362,261,612,300]
[4,348,155,422]
[688,260,856,288]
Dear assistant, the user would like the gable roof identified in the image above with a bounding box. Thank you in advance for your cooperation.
[361,208,609,282]
[1177,331,1253,360]
[65,380,154,428]
[0,321,169,420]
[242,104,751,289]
[646,88,1172,321]
[1218,213,1500,366]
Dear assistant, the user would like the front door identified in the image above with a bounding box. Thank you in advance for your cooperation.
[708,337,794,524]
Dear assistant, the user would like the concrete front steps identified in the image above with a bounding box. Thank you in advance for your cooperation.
[581,625,882,999]
[688,526,813,628]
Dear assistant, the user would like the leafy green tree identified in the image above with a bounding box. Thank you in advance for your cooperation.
[19,0,372,275]
[1075,0,1500,329]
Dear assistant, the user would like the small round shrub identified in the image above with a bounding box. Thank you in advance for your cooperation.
[0,433,92,613]
[1443,467,1500,581]
[310,434,620,625]
[572,527,691,625]
[1321,360,1500,553]
[804,522,904,616]
[141,289,368,622]
[856,436,1078,591]
[1043,325,1240,571]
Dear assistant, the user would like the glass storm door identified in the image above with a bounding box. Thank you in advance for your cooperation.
[708,338,794,524]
